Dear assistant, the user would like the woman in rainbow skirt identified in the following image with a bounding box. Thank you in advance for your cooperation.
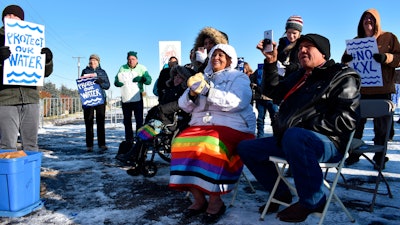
[169,44,256,223]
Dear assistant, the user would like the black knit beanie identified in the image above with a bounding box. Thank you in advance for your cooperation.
[2,5,24,21]
[297,34,331,60]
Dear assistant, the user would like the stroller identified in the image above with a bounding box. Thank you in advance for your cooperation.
[116,105,189,177]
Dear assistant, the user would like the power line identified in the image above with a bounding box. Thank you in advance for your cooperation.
[72,56,84,79]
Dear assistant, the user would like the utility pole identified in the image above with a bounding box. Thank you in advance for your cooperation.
[72,56,84,79]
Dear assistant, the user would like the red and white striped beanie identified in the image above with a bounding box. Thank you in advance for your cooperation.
[285,15,303,32]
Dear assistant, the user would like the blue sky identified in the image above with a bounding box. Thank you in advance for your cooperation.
[1,0,399,98]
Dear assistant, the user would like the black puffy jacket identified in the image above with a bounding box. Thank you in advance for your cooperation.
[262,59,361,154]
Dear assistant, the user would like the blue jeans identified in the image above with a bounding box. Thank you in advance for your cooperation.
[255,99,278,138]
[237,127,342,208]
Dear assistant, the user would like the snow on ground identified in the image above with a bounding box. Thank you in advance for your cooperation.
[0,117,399,225]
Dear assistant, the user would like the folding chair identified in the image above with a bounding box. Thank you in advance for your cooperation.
[260,131,355,225]
[344,99,394,212]
[229,169,256,206]
[185,170,256,206]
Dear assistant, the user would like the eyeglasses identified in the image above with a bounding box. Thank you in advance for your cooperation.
[363,14,375,22]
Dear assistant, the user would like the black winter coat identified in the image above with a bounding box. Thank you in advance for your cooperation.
[262,59,361,154]
[81,65,110,101]
[277,37,301,76]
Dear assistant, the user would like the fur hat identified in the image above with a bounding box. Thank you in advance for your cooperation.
[297,34,330,60]
[285,15,303,32]
[89,54,100,62]
[127,51,138,59]
[2,5,24,21]
[193,27,229,51]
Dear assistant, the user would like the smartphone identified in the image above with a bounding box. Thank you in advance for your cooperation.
[263,30,273,53]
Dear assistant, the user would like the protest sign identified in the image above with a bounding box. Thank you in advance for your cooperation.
[159,41,181,71]
[76,77,104,107]
[3,18,46,86]
[345,37,382,87]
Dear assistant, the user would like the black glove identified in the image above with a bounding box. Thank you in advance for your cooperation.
[94,77,104,84]
[132,76,146,82]
[341,53,353,63]
[373,53,386,63]
[0,46,11,61]
[41,47,53,63]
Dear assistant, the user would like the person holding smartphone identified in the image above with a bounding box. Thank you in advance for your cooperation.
[238,34,360,222]
[277,15,303,76]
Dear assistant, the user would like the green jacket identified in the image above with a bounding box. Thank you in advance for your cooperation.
[114,63,152,93]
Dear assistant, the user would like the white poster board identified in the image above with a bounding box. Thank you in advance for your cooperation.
[3,18,46,86]
[345,37,382,87]
[158,41,181,71]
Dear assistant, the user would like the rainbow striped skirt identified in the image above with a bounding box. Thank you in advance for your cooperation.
[169,125,254,195]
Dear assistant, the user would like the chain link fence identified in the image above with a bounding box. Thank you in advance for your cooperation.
[39,96,159,127]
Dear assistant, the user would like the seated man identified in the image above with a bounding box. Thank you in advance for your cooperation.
[237,34,361,223]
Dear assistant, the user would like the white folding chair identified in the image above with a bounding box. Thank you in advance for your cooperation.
[260,131,355,225]
[229,169,256,206]
[344,99,394,212]
[184,170,256,206]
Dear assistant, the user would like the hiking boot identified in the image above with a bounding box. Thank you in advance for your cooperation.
[373,156,389,170]
[345,153,360,166]
[259,189,292,214]
[277,198,325,223]
[99,145,108,151]
[87,147,93,152]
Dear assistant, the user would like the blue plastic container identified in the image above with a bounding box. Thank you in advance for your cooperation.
[0,150,43,217]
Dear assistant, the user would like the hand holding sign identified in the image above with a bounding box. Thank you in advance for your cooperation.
[41,47,53,63]
[341,53,353,63]
[77,77,104,107]
[0,46,11,61]
[345,37,382,87]
[3,18,46,86]
[373,53,387,64]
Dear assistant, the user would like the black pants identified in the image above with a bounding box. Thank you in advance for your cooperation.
[84,103,106,147]
[122,99,144,142]
[353,94,392,160]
